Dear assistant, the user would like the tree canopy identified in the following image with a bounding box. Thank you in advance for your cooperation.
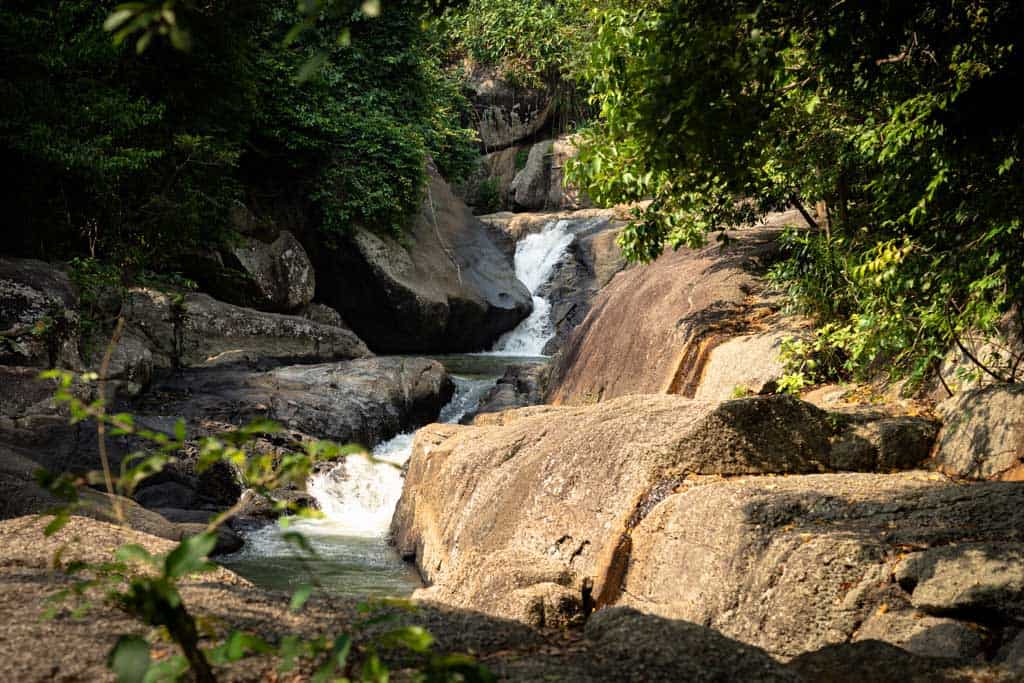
[568,0,1024,385]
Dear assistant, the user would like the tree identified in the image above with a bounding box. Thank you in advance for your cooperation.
[569,0,1024,385]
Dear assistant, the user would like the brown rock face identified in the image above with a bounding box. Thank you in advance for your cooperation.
[393,394,853,625]
[548,212,805,405]
[932,383,1024,480]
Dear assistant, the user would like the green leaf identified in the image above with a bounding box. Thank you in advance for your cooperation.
[164,532,217,579]
[382,625,434,653]
[290,584,313,612]
[115,544,158,567]
[108,635,151,683]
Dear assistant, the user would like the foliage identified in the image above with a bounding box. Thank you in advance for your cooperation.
[431,0,590,89]
[568,0,1024,385]
[36,368,493,682]
[0,0,478,262]
[474,177,503,214]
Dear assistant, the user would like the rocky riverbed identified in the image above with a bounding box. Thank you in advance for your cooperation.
[3,94,1024,680]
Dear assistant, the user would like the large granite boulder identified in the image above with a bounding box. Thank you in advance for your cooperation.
[932,383,1024,480]
[621,473,1024,660]
[464,63,552,151]
[509,137,589,211]
[392,393,938,629]
[124,288,370,369]
[0,257,80,369]
[229,230,315,312]
[547,212,804,404]
[137,356,454,449]
[311,164,532,353]
[456,145,526,213]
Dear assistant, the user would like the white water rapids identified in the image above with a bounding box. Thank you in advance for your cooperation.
[221,219,579,596]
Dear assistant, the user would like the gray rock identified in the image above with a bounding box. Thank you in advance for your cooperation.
[297,302,347,328]
[622,473,1024,659]
[144,356,454,448]
[932,384,1024,480]
[509,137,588,211]
[86,329,153,398]
[312,163,532,353]
[230,230,315,312]
[0,365,61,419]
[133,481,198,510]
[465,362,548,422]
[584,608,797,682]
[997,629,1024,672]
[0,257,80,368]
[464,64,551,150]
[854,608,989,660]
[693,329,791,400]
[829,413,939,471]
[456,146,525,212]
[125,288,371,368]
[895,542,1024,621]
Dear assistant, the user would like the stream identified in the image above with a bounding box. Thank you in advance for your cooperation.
[219,220,578,597]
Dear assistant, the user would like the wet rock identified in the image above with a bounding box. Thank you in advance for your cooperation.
[124,288,371,368]
[229,230,315,312]
[311,163,532,353]
[0,257,80,368]
[548,214,803,404]
[932,384,1024,480]
[466,363,548,421]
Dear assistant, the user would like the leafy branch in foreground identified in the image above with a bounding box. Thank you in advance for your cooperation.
[36,368,493,682]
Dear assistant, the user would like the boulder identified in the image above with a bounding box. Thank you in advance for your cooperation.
[86,328,154,397]
[829,411,939,472]
[464,63,551,151]
[124,288,371,368]
[548,213,804,404]
[311,163,532,353]
[466,362,548,421]
[229,230,316,312]
[298,302,348,328]
[393,394,847,625]
[509,137,588,211]
[456,146,526,213]
[894,542,1024,620]
[0,257,80,368]
[620,473,1024,659]
[142,356,454,449]
[853,608,989,660]
[932,384,1024,480]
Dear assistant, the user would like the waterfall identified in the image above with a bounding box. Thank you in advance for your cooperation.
[489,220,576,356]
[304,376,496,536]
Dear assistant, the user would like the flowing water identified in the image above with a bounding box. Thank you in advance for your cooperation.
[220,219,579,597]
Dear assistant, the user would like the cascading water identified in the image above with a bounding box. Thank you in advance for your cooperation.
[489,220,576,356]
[222,219,577,596]
[219,375,498,597]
